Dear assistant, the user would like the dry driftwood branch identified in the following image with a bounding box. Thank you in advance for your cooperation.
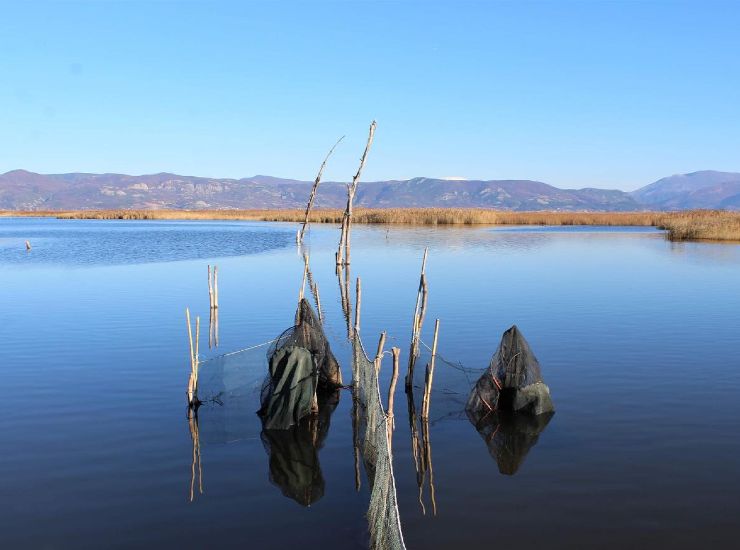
[298,136,345,244]
[337,121,376,265]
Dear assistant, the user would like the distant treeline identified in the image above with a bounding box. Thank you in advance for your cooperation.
[2,208,738,242]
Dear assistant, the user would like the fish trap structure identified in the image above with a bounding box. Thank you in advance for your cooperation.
[258,298,342,431]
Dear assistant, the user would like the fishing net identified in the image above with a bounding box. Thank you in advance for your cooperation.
[466,325,554,420]
[258,299,343,430]
[352,334,406,550]
[194,344,269,444]
[276,298,343,388]
[260,389,340,506]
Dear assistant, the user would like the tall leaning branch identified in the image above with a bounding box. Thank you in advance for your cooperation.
[297,136,344,244]
[337,120,376,266]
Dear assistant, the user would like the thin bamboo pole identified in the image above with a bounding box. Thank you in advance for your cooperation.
[421,319,440,419]
[298,136,344,244]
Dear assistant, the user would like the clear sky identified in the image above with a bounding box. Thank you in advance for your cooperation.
[2,0,739,190]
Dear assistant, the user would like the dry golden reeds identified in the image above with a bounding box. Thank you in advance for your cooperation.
[4,208,739,241]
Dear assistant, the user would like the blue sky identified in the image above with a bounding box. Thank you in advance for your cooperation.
[2,0,739,190]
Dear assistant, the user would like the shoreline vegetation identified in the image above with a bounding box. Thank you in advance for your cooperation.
[1,208,739,242]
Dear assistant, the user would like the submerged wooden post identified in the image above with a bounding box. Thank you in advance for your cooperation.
[25,240,31,251]
[298,136,344,244]
[421,319,440,419]
[354,277,362,334]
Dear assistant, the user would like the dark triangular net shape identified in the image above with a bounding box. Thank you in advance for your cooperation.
[466,325,554,421]
[271,299,343,388]
[259,299,343,431]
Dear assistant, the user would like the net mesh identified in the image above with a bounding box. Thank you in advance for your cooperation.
[352,334,406,550]
[258,299,343,430]
[466,324,554,420]
[269,299,343,388]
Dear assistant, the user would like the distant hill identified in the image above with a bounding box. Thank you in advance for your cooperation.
[631,170,740,209]
[0,171,642,211]
[0,169,738,211]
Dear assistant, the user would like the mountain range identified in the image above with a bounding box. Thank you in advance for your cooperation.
[1,169,739,211]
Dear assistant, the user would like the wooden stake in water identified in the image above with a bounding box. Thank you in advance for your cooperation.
[374,331,386,377]
[207,265,214,309]
[421,319,440,419]
[406,248,429,390]
[25,240,31,251]
[213,266,219,309]
[388,347,400,439]
[354,277,362,334]
[337,121,376,265]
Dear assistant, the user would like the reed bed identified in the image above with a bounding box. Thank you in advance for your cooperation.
[656,210,740,242]
[2,208,739,241]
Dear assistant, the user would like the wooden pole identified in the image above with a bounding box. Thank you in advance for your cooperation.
[337,121,376,265]
[313,282,323,322]
[421,319,440,419]
[299,254,309,302]
[25,240,31,251]
[298,136,344,244]
[186,308,195,406]
[213,266,219,309]
[207,265,213,309]
[374,331,386,376]
[194,315,200,388]
[354,277,362,334]
[406,248,429,390]
[388,347,400,433]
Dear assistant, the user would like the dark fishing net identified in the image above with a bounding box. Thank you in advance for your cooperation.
[466,325,554,420]
[352,334,406,550]
[260,389,339,506]
[269,299,343,389]
[258,299,343,430]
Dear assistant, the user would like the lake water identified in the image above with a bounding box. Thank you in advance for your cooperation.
[1,217,739,549]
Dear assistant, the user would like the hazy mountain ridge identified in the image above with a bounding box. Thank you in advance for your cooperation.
[1,169,738,211]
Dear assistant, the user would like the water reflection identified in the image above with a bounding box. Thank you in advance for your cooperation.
[188,413,203,502]
[467,410,553,475]
[260,389,340,506]
[407,389,437,515]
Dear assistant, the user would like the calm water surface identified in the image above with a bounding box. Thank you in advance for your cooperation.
[1,218,739,549]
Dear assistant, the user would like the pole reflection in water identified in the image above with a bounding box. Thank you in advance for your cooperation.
[188,413,203,502]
